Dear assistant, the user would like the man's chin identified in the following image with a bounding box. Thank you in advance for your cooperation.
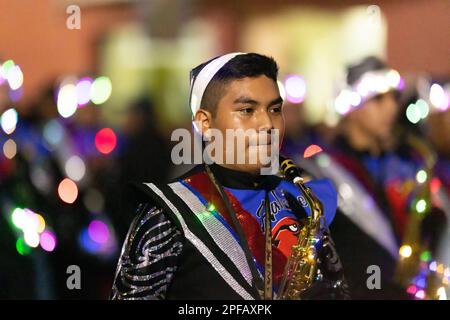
[377,129,393,141]
[236,161,277,175]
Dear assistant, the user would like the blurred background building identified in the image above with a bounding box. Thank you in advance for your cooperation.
[0,0,449,299]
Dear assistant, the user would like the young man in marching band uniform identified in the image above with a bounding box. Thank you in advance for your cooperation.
[111,53,349,300]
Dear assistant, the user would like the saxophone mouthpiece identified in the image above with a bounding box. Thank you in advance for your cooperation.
[280,156,303,183]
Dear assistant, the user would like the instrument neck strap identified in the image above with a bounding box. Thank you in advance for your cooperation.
[264,192,273,299]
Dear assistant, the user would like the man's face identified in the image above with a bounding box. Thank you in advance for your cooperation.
[349,91,399,140]
[207,75,284,174]
[427,110,450,157]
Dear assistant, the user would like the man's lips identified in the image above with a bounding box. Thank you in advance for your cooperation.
[248,142,272,147]
[248,136,272,146]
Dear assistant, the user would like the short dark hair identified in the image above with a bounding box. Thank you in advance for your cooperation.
[346,56,387,86]
[190,53,279,117]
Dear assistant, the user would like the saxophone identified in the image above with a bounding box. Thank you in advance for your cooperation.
[277,156,326,299]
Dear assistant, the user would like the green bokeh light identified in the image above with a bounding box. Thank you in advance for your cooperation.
[416,199,427,213]
[406,103,421,124]
[416,170,427,184]
[16,238,31,256]
[91,76,112,105]
[416,99,429,119]
[420,250,431,262]
[0,59,15,78]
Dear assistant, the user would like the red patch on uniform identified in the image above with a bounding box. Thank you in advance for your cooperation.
[272,217,301,257]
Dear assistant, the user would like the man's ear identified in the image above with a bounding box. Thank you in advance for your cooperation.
[194,108,212,136]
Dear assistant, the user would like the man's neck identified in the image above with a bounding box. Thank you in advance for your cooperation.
[219,163,261,176]
[207,163,279,190]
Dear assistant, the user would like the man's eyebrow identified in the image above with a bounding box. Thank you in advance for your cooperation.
[233,96,259,105]
[268,96,283,107]
[233,96,283,106]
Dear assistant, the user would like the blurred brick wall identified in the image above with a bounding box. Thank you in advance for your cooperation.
[202,0,450,77]
[0,0,135,104]
[1,0,448,105]
[383,0,450,77]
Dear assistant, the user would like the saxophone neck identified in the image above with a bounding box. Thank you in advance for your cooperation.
[281,155,325,225]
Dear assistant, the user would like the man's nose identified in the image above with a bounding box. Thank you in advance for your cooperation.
[256,109,274,131]
[385,100,399,117]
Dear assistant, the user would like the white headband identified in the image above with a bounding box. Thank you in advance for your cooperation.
[334,68,403,116]
[189,52,245,116]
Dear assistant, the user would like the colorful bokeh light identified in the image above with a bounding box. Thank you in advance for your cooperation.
[57,83,78,118]
[3,139,17,159]
[88,220,110,244]
[406,103,422,124]
[76,77,93,106]
[43,120,64,147]
[7,65,24,90]
[95,128,117,155]
[40,231,57,252]
[16,238,31,256]
[1,108,18,135]
[91,76,112,105]
[284,74,306,104]
[65,155,86,182]
[0,60,15,79]
[416,199,427,213]
[24,230,40,248]
[58,178,78,204]
[399,244,412,258]
[430,83,449,111]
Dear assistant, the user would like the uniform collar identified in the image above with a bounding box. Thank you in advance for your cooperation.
[208,163,281,190]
